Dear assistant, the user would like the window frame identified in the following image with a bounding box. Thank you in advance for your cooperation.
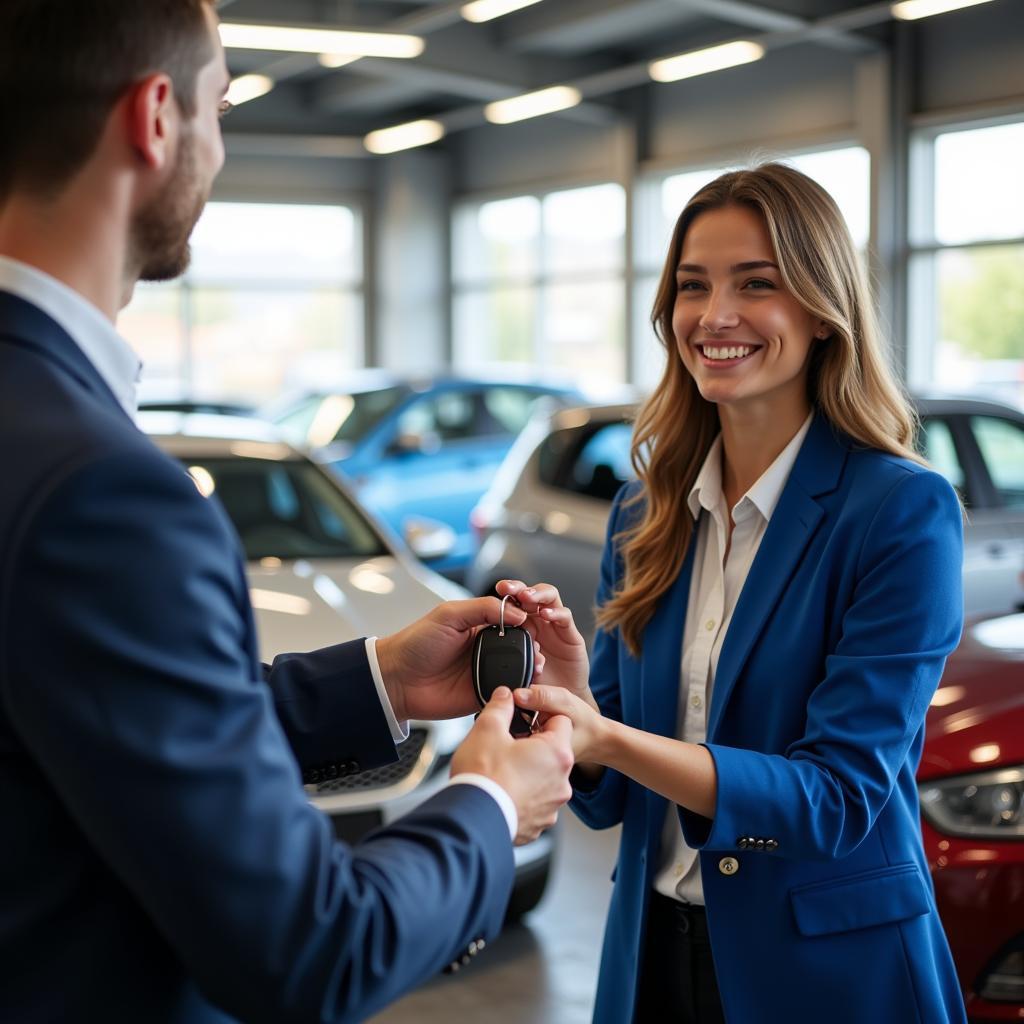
[906,111,1024,394]
[450,180,628,380]
[124,196,369,401]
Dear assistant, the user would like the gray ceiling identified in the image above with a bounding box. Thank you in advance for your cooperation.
[215,0,894,143]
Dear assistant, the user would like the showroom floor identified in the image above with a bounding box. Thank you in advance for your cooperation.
[371,815,621,1024]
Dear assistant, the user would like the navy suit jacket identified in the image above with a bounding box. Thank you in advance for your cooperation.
[572,413,968,1024]
[0,291,513,1023]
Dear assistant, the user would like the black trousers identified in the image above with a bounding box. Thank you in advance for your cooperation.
[634,893,726,1024]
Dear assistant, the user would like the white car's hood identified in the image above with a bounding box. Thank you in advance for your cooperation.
[246,556,460,661]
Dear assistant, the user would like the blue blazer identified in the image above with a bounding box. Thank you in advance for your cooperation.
[572,413,968,1024]
[0,291,513,1024]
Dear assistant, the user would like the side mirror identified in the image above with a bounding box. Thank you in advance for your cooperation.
[403,516,457,561]
[387,430,441,456]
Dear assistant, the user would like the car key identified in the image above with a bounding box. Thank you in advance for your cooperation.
[472,595,537,737]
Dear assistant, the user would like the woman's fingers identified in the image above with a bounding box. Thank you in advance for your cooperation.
[498,580,566,612]
[516,683,579,718]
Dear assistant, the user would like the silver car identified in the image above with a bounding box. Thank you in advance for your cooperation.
[468,396,1024,644]
[145,412,555,920]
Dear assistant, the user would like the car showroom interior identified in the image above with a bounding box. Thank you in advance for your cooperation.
[2,1,1022,1023]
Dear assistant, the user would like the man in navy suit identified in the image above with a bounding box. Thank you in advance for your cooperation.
[0,2,574,1021]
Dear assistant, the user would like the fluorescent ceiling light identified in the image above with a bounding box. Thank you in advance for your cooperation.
[219,23,424,59]
[318,54,360,69]
[649,40,765,83]
[461,0,544,23]
[226,74,274,106]
[364,119,446,154]
[484,85,582,125]
[891,0,995,18]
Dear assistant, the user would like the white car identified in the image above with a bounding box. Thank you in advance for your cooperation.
[468,396,1024,645]
[144,412,554,920]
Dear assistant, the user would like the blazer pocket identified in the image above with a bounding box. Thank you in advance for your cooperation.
[789,863,930,938]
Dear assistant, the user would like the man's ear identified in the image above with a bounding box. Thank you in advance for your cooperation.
[126,73,176,171]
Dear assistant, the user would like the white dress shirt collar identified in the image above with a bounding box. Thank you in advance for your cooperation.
[687,411,815,525]
[0,256,141,419]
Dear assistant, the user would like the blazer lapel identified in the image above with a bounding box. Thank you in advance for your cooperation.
[707,414,848,739]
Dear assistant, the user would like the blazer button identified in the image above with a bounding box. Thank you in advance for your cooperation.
[765,839,778,851]
[736,837,748,849]
[755,838,766,851]
[718,857,739,876]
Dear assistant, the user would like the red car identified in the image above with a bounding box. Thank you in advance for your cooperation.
[920,612,1024,1021]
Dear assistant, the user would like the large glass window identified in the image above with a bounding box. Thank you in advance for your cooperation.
[452,183,626,389]
[909,119,1024,408]
[633,145,871,388]
[120,202,364,405]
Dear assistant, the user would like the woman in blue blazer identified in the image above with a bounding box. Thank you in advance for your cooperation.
[508,163,967,1023]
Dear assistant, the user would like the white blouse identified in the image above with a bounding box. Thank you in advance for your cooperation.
[653,412,813,906]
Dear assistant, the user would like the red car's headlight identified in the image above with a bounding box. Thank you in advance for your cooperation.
[920,766,1024,839]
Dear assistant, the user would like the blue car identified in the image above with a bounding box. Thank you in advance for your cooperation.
[266,372,584,580]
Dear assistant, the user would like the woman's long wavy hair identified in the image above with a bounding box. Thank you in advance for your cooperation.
[597,161,923,657]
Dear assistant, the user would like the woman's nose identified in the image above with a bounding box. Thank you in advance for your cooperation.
[698,292,740,334]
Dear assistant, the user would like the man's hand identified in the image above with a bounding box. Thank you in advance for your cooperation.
[450,688,574,845]
[375,598,539,722]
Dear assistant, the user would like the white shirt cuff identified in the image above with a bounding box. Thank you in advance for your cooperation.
[447,774,518,841]
[364,637,410,744]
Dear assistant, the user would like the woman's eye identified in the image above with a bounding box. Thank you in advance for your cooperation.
[744,278,774,290]
[677,279,705,292]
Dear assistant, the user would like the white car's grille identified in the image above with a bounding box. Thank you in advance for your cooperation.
[313,728,430,794]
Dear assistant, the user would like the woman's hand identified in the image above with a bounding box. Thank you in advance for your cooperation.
[495,580,591,701]
[514,684,610,765]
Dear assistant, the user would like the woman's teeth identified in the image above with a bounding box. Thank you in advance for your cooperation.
[702,345,754,360]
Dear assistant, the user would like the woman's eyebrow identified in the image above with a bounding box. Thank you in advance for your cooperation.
[676,260,779,274]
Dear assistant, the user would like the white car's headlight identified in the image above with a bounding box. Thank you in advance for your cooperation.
[920,766,1024,839]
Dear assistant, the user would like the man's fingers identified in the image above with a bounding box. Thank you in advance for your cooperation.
[476,686,515,731]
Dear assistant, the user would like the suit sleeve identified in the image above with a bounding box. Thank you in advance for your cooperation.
[569,483,632,830]
[680,469,964,860]
[3,450,514,1024]
[261,641,400,779]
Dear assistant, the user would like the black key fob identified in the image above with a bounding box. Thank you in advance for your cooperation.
[472,598,536,737]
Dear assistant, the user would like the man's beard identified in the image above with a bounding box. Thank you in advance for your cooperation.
[132,129,208,283]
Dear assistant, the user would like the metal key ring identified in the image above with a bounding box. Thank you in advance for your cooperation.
[498,593,512,636]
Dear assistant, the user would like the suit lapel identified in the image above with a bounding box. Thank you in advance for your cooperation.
[0,290,130,419]
[707,414,847,739]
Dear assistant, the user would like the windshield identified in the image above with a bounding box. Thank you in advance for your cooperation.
[274,386,411,449]
[179,456,388,561]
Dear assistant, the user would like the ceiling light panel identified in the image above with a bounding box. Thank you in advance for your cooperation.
[484,86,582,125]
[226,74,274,106]
[219,23,424,59]
[461,0,544,23]
[649,40,765,83]
[364,119,446,154]
[891,0,995,18]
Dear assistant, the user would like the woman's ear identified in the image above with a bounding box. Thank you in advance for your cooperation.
[814,323,832,340]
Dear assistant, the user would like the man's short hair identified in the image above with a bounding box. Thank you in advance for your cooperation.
[0,0,215,200]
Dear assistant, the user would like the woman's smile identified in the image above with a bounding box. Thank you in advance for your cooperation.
[695,342,763,366]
